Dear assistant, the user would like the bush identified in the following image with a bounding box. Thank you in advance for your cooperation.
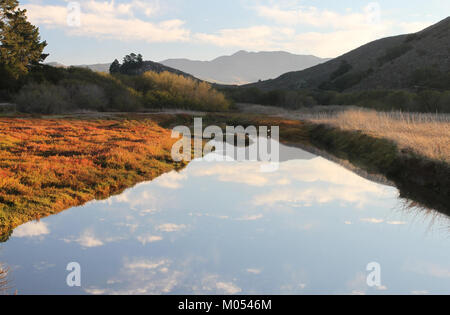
[409,68,450,90]
[7,63,232,113]
[225,86,450,113]
[60,80,108,111]
[139,71,230,111]
[385,91,415,111]
[437,91,450,113]
[416,90,443,112]
[14,83,73,114]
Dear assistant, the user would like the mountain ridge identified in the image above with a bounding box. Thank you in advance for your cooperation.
[245,17,450,92]
[160,51,330,85]
[46,60,196,79]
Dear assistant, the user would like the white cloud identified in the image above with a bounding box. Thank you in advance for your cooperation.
[193,157,389,208]
[85,258,182,295]
[428,265,450,279]
[24,1,190,43]
[387,221,407,225]
[33,261,56,271]
[23,1,433,58]
[62,229,125,248]
[359,218,407,225]
[405,261,450,279]
[193,162,270,187]
[347,272,368,295]
[254,4,370,29]
[13,221,49,238]
[137,235,163,245]
[252,185,381,208]
[75,230,104,248]
[216,281,242,295]
[196,4,432,57]
[155,171,187,189]
[157,223,186,232]
[124,258,169,271]
[139,208,158,216]
[194,274,242,295]
[195,25,294,50]
[82,0,161,18]
[236,214,264,221]
[360,218,384,224]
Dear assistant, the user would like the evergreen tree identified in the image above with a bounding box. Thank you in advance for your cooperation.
[0,0,48,81]
[120,53,144,74]
[109,59,121,74]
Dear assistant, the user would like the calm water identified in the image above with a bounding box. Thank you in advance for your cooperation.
[1,140,450,295]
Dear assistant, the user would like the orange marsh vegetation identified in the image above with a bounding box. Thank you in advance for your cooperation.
[0,117,184,235]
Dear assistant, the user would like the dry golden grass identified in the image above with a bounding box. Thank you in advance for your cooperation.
[307,109,450,162]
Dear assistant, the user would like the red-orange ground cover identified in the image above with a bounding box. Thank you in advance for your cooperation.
[0,118,183,235]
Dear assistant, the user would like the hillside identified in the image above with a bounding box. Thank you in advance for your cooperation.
[161,51,330,85]
[120,60,196,78]
[45,62,110,72]
[47,61,194,78]
[79,63,110,73]
[247,17,450,92]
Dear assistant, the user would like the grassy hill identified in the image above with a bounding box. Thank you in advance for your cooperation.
[247,17,450,92]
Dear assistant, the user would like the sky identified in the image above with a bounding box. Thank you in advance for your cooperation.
[20,0,450,65]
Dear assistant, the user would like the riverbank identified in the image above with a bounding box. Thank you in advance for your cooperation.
[234,104,449,212]
[200,112,449,213]
[0,111,448,238]
[0,117,186,236]
[237,104,450,163]
[304,123,449,214]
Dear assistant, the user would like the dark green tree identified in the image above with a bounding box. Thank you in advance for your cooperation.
[0,0,48,82]
[120,53,144,74]
[109,59,121,74]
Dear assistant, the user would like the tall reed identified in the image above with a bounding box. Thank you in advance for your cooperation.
[307,109,450,162]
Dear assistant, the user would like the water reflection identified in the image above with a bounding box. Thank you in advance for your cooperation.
[0,259,13,295]
[0,265,7,292]
[1,141,450,295]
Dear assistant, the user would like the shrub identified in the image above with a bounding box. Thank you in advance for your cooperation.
[139,71,230,111]
[416,90,443,112]
[437,91,450,113]
[385,90,415,111]
[409,68,450,90]
[14,83,73,114]
[60,79,108,111]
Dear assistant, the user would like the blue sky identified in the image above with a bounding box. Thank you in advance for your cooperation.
[21,0,449,65]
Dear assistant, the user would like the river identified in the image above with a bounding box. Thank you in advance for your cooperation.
[1,139,449,295]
